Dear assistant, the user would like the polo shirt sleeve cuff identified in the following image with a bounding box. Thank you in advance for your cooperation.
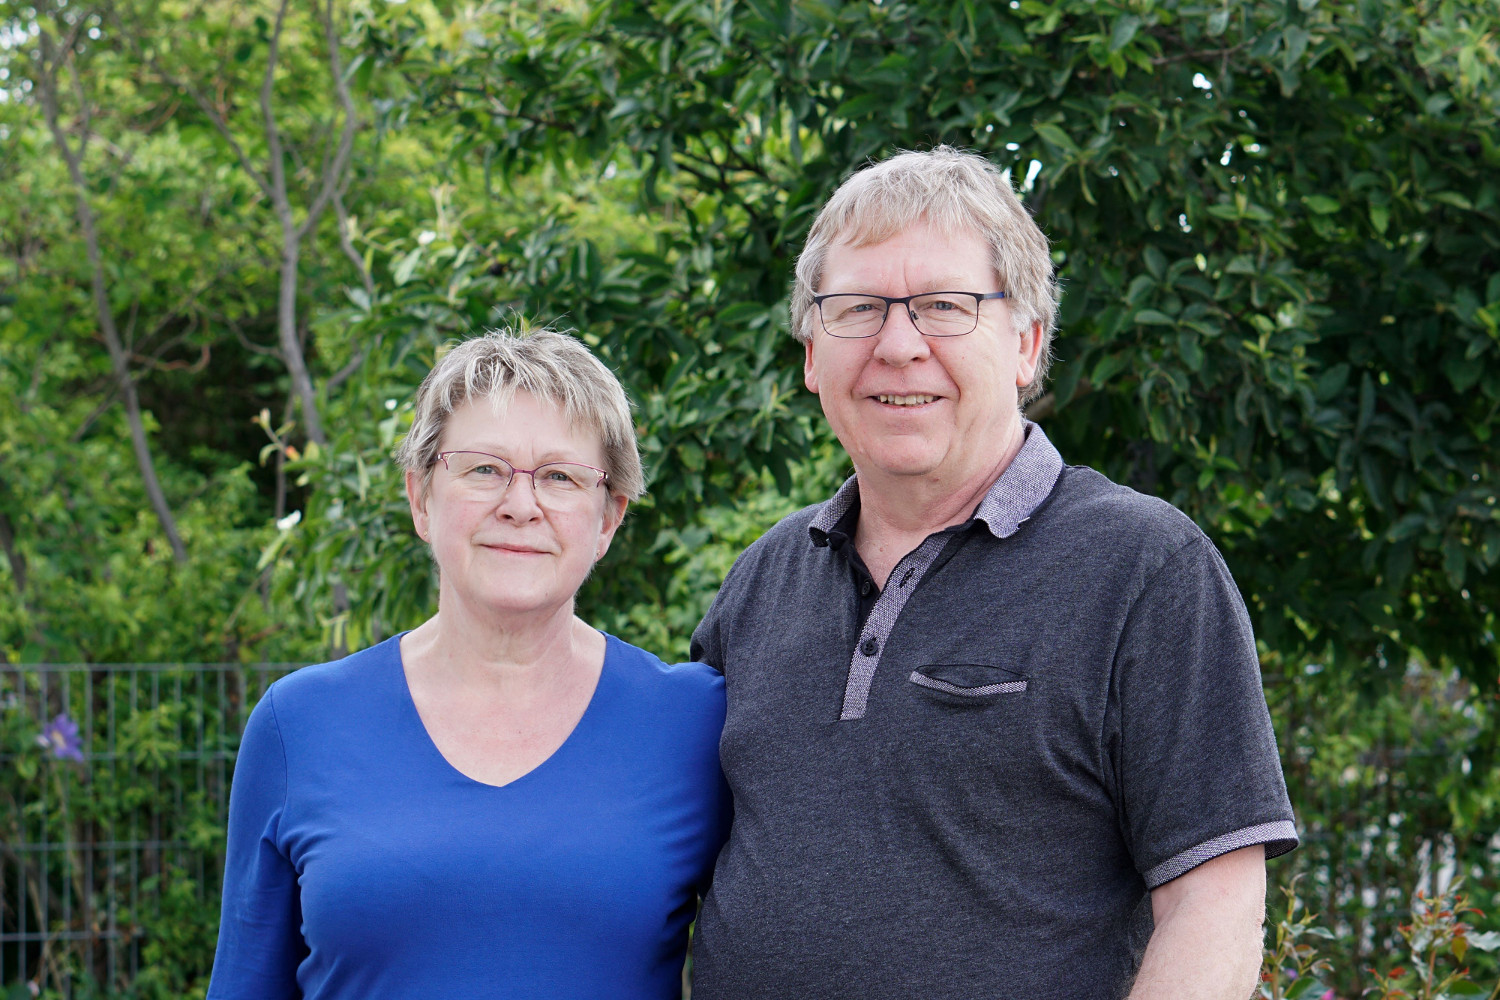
[1142,820,1299,889]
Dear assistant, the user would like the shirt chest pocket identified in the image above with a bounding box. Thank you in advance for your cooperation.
[906,662,1028,705]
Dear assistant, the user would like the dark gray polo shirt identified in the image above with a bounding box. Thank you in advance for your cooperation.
[689,423,1297,1000]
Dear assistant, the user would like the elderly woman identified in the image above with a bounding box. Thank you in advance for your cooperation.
[208,329,729,999]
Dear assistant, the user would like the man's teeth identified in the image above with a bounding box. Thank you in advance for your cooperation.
[877,394,936,406]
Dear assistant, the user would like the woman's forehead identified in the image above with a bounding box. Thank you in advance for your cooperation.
[440,390,606,460]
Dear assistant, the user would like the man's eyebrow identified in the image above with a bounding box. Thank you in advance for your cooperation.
[823,278,982,293]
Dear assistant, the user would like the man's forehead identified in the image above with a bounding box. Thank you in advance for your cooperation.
[832,215,983,250]
[819,224,995,286]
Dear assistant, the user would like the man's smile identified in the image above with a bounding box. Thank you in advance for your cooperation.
[873,393,938,406]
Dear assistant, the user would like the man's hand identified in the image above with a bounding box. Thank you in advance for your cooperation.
[1127,845,1267,1000]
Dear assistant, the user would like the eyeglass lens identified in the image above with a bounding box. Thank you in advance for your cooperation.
[439,452,603,505]
[818,293,984,338]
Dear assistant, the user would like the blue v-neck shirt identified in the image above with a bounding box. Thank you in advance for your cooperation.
[208,633,730,1000]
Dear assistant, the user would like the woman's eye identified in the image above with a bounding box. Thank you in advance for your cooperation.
[471,464,502,477]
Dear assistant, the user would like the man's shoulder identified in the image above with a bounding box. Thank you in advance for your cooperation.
[696,501,829,642]
[1041,463,1211,566]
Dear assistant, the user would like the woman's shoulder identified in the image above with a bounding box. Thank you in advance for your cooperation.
[602,633,725,708]
[264,635,404,721]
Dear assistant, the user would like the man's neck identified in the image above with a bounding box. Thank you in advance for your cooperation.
[852,422,1027,588]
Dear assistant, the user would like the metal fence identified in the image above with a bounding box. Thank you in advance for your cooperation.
[1,662,300,998]
[2,662,1495,998]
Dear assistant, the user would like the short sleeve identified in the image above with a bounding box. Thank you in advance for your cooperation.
[1109,536,1298,888]
[691,560,740,669]
[207,686,307,999]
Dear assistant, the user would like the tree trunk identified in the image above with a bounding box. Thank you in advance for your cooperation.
[276,229,327,447]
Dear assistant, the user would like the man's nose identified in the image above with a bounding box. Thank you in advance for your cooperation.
[873,304,931,365]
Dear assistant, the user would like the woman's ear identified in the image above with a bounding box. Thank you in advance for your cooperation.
[595,493,629,562]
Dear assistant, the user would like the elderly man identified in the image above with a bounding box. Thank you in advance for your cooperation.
[689,146,1297,999]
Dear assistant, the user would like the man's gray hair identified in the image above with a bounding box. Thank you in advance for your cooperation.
[395,326,645,500]
[791,145,1060,404]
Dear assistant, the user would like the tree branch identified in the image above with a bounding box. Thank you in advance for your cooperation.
[232,323,283,358]
[481,93,578,133]
[69,380,121,443]
[136,41,274,202]
[298,0,360,241]
[36,22,188,564]
[0,504,27,594]
[261,0,292,229]
[332,185,374,298]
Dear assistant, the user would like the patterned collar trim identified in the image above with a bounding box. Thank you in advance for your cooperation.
[808,421,1065,547]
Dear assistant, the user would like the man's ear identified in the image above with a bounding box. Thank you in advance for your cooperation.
[804,337,820,394]
[1015,320,1045,388]
[406,469,431,542]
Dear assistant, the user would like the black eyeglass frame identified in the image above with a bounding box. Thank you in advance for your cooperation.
[812,290,1009,339]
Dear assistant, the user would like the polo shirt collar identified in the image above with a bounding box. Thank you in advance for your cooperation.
[808,420,1065,547]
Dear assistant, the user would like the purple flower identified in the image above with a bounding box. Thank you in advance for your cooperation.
[36,713,84,762]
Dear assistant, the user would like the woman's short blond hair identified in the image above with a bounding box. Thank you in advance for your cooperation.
[394,327,644,500]
[791,146,1060,404]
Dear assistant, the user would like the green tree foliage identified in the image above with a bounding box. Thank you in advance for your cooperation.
[0,0,435,663]
[382,0,1499,689]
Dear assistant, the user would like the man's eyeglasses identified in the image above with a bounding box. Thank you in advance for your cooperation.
[434,451,608,508]
[813,291,1008,339]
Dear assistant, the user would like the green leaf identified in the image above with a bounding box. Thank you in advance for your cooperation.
[1444,536,1467,588]
[1178,331,1204,372]
[1315,362,1350,402]
[1143,246,1167,281]
[718,302,770,326]
[1467,931,1500,951]
[833,93,886,119]
[1033,123,1080,155]
[1090,352,1128,386]
[1135,309,1176,326]
[1109,15,1141,53]
[1283,26,1310,66]
[1431,191,1474,210]
[1445,354,1481,393]
[1284,975,1327,998]
[1206,8,1229,36]
[1303,194,1340,214]
[392,248,423,286]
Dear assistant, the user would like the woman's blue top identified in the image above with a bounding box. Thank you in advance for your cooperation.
[207,633,730,999]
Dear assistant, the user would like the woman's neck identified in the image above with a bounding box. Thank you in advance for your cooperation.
[401,595,599,694]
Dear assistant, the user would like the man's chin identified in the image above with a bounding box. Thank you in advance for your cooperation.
[850,448,950,482]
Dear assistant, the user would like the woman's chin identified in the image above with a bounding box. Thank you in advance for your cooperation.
[454,582,578,623]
